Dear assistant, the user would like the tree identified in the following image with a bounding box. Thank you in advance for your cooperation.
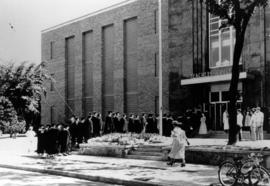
[0,61,51,129]
[205,0,268,145]
[0,96,25,137]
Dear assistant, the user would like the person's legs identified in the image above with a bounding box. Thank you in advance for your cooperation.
[181,158,186,167]
[167,158,175,166]
[251,127,256,141]
[258,126,263,140]
[239,127,242,141]
[256,127,260,140]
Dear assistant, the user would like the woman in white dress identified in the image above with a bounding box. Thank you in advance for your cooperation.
[199,113,207,134]
[223,110,229,133]
[25,126,36,154]
[167,121,189,167]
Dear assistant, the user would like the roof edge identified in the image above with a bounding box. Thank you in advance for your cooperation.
[41,0,138,34]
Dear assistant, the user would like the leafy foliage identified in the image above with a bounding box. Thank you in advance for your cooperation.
[0,96,25,134]
[204,0,268,145]
[0,61,51,116]
[205,0,268,32]
[0,96,17,122]
[0,61,51,131]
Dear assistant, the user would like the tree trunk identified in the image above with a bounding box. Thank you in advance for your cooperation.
[227,31,245,145]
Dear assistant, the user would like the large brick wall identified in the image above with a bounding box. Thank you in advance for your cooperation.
[41,0,270,125]
[41,0,170,124]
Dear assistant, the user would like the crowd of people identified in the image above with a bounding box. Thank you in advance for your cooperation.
[30,106,265,158]
[32,109,210,158]
[35,124,71,158]
[223,106,265,141]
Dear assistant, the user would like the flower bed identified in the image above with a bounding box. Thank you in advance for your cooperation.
[87,133,172,147]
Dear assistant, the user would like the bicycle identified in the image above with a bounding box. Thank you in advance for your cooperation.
[218,147,270,186]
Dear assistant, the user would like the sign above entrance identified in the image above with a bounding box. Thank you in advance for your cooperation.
[181,72,250,86]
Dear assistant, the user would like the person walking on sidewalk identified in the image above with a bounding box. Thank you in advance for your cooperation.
[167,121,190,167]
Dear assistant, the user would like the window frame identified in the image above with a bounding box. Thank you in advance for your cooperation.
[50,41,55,60]
[209,14,235,69]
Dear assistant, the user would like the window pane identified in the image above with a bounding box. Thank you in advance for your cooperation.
[221,32,231,66]
[210,35,219,67]
[211,92,219,102]
[237,91,243,101]
[222,91,229,101]
[210,22,219,31]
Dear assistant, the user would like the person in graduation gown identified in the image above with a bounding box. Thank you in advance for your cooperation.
[120,114,127,133]
[84,114,93,143]
[97,113,103,136]
[36,126,45,156]
[162,114,168,136]
[134,115,142,133]
[50,124,60,155]
[128,114,135,133]
[104,111,113,134]
[113,112,120,133]
[92,112,101,137]
[43,125,50,155]
[58,124,70,155]
[164,115,173,137]
[77,117,85,144]
[69,116,78,148]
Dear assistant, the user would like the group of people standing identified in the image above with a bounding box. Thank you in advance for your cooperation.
[68,110,209,147]
[68,112,161,147]
[36,124,71,157]
[223,106,265,141]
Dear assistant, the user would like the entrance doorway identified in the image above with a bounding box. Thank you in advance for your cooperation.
[209,91,242,131]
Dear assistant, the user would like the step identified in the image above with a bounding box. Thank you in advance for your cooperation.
[126,155,164,161]
[129,151,164,156]
[138,144,165,148]
[135,148,163,153]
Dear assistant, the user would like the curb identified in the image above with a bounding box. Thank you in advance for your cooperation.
[0,164,163,186]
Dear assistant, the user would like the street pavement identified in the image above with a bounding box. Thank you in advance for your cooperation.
[0,154,219,186]
[0,136,269,185]
[0,167,121,186]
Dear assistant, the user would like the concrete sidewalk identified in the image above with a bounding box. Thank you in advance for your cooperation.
[0,153,219,186]
[1,137,269,186]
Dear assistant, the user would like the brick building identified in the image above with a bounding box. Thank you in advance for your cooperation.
[41,0,270,132]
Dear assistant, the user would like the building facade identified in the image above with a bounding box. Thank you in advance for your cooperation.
[41,0,270,132]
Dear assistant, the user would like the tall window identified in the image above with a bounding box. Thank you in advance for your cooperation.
[124,17,138,114]
[154,9,158,34]
[82,31,94,114]
[209,14,235,68]
[65,36,75,118]
[50,41,55,60]
[50,105,55,124]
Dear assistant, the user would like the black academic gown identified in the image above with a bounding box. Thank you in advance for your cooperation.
[146,117,154,133]
[59,129,68,153]
[104,116,113,134]
[36,130,45,154]
[92,117,101,137]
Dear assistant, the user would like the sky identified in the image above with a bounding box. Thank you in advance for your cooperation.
[0,0,125,65]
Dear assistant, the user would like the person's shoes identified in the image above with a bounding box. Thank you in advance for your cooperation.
[181,163,186,167]
[167,159,175,166]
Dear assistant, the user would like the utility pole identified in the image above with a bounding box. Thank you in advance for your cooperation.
[158,0,163,136]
